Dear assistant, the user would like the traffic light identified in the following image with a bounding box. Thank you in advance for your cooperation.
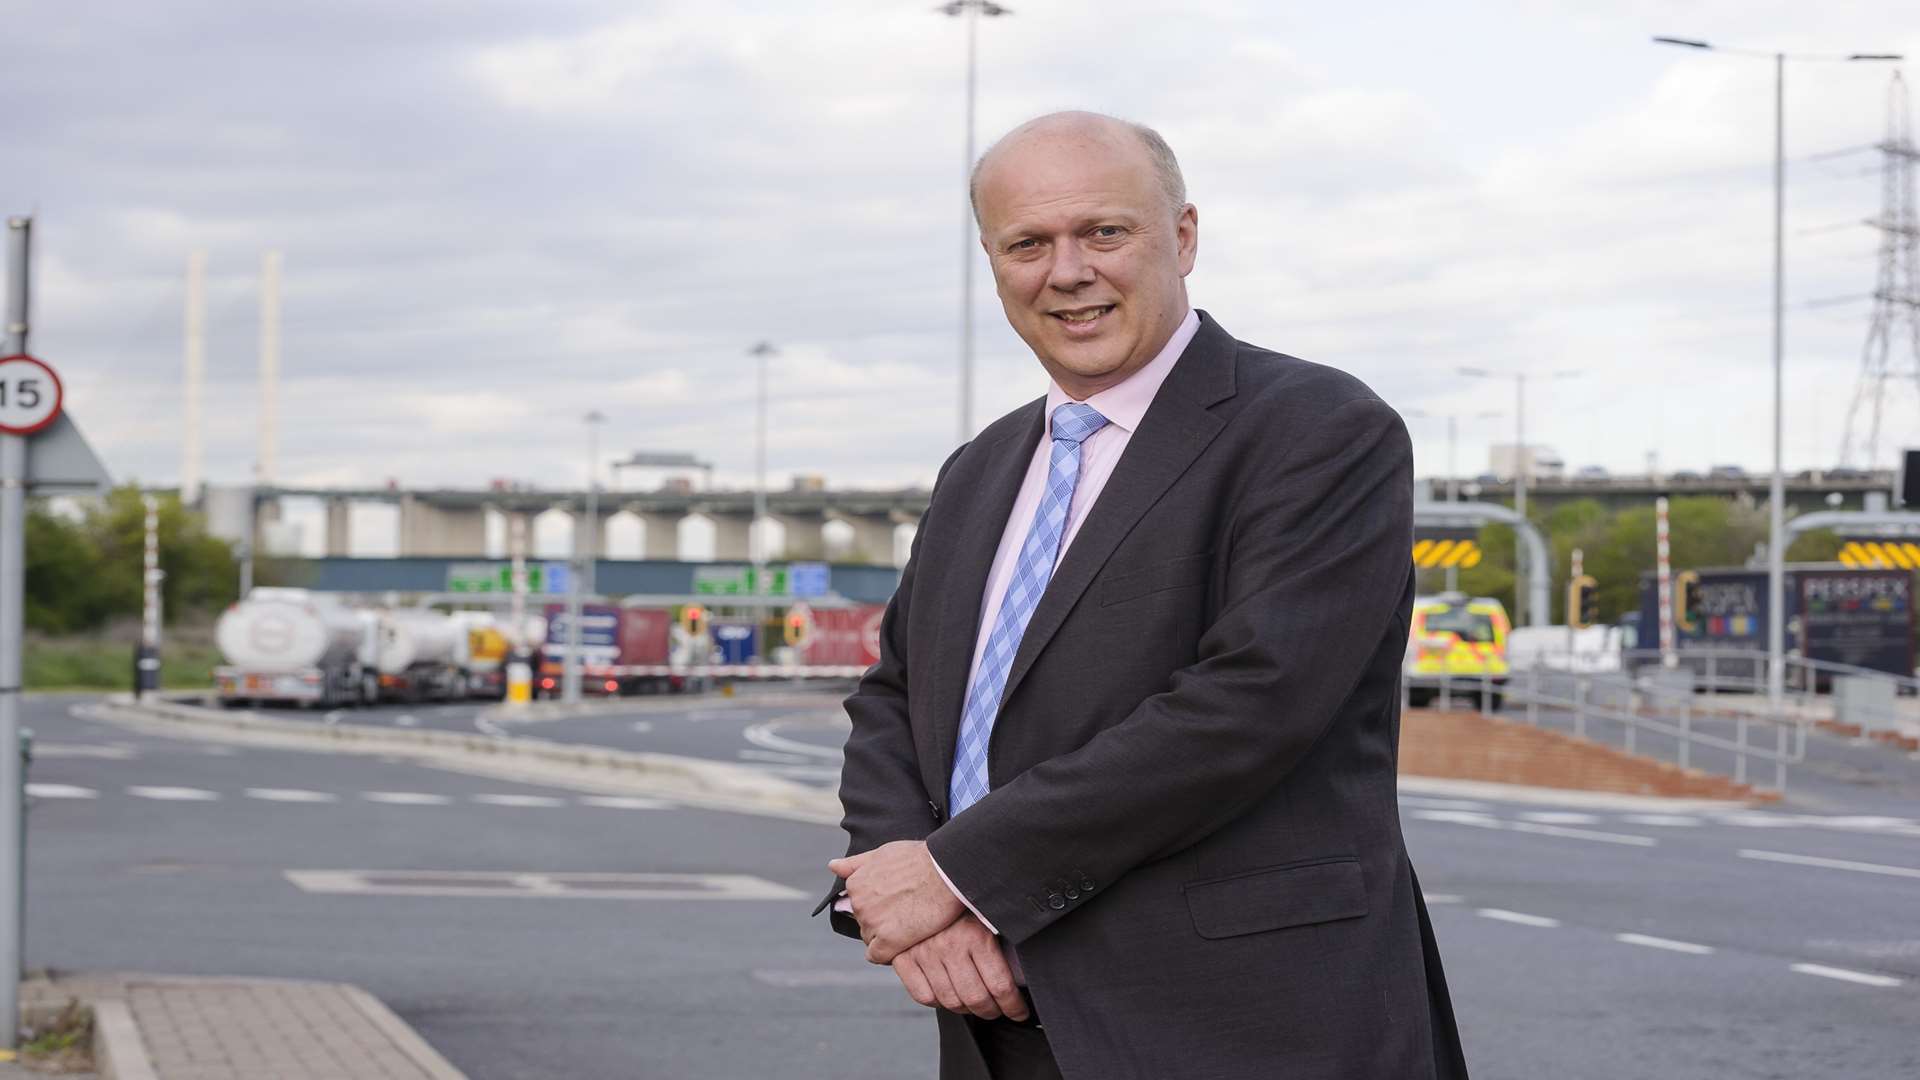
[1674,570,1701,633]
[783,608,813,648]
[1568,575,1600,630]
[680,604,707,637]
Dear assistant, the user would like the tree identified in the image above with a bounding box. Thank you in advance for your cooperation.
[23,485,239,633]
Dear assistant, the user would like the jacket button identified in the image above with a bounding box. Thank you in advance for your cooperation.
[1046,893,1066,910]
[1079,876,1096,892]
[1063,887,1080,901]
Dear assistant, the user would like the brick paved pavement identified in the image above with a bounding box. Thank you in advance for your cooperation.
[18,973,463,1080]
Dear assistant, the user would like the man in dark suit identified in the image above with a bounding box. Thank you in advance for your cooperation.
[821,111,1467,1080]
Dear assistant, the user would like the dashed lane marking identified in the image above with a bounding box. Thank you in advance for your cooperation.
[1789,963,1905,988]
[739,749,815,765]
[1616,933,1715,955]
[1518,811,1601,825]
[1409,809,1658,847]
[1477,908,1561,928]
[1398,797,1491,812]
[1739,849,1920,881]
[285,869,807,900]
[1421,893,1464,905]
[578,796,672,810]
[25,784,96,799]
[245,788,339,803]
[471,794,566,808]
[1621,814,1703,827]
[752,969,900,988]
[127,786,220,801]
[30,743,136,760]
[362,792,453,806]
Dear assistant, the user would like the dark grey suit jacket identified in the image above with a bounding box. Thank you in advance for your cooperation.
[826,312,1468,1079]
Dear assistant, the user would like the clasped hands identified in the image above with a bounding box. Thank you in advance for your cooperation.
[829,840,1030,1022]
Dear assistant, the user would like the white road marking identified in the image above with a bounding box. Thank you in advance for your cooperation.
[1622,814,1703,828]
[394,714,419,728]
[743,720,844,760]
[578,796,671,810]
[630,720,654,733]
[472,794,565,808]
[128,786,219,801]
[739,749,813,765]
[362,792,452,806]
[25,784,96,799]
[475,717,509,739]
[1713,812,1812,829]
[323,710,346,724]
[1518,811,1601,825]
[1506,821,1658,847]
[245,788,339,803]
[1739,849,1920,881]
[1421,893,1464,905]
[30,743,135,760]
[1616,933,1714,955]
[285,869,807,900]
[1789,963,1904,988]
[1399,797,1490,812]
[1410,809,1657,847]
[1477,908,1561,928]
[200,746,238,757]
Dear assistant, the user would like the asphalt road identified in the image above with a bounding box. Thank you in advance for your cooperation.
[21,692,1920,1079]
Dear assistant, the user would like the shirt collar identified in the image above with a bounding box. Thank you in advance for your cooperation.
[1044,308,1200,437]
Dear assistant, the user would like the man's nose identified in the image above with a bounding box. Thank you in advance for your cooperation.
[1045,242,1097,292]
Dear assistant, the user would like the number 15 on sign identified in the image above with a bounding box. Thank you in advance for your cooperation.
[0,355,61,436]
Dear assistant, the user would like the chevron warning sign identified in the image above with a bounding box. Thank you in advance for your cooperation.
[1412,537,1483,570]
[1837,540,1920,569]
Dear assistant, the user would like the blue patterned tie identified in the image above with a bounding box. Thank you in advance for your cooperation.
[949,402,1110,815]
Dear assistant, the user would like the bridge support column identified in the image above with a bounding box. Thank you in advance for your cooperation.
[709,513,753,561]
[829,511,909,566]
[634,512,684,560]
[771,512,827,560]
[323,498,352,558]
[398,494,489,557]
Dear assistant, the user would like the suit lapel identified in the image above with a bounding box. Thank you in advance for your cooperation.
[996,313,1239,715]
[926,400,1046,796]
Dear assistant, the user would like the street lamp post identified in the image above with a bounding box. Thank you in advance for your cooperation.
[748,342,776,593]
[1653,36,1902,714]
[1459,368,1580,625]
[939,0,1013,443]
[562,409,606,705]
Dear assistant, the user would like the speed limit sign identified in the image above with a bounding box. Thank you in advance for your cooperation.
[0,355,62,436]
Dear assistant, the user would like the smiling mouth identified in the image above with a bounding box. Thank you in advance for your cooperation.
[1052,305,1115,324]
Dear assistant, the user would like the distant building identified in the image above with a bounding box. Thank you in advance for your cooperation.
[790,473,827,493]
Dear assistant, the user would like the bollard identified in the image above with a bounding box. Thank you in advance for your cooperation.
[1574,679,1588,740]
[1678,699,1691,771]
[1526,664,1540,726]
[1479,671,1493,718]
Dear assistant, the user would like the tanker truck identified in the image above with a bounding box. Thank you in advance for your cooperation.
[372,609,469,702]
[454,611,512,700]
[214,588,377,707]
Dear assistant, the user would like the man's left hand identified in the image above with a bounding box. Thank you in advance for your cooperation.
[828,840,966,964]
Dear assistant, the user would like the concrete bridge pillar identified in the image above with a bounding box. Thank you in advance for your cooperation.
[771,512,827,560]
[829,510,912,566]
[632,511,684,559]
[323,498,352,557]
[398,495,489,557]
[708,512,754,561]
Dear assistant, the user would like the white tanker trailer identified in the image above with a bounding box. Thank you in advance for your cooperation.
[371,609,469,702]
[214,588,377,707]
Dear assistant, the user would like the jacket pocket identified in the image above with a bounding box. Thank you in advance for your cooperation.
[1183,857,1369,940]
[1098,551,1212,607]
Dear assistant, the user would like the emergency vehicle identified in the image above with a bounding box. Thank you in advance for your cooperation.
[1403,593,1511,709]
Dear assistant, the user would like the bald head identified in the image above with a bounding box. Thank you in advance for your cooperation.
[970,111,1187,225]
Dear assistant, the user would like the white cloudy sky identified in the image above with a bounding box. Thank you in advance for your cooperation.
[7,0,1918,505]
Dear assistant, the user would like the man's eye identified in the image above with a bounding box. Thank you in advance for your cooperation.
[1009,239,1038,251]
[1093,226,1124,238]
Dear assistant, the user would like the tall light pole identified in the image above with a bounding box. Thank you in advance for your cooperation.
[939,0,1013,443]
[1459,368,1580,625]
[749,342,776,593]
[1653,36,1902,713]
[583,409,605,597]
[562,409,605,705]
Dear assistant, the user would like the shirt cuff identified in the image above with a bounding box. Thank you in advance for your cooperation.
[833,895,852,914]
[930,853,999,936]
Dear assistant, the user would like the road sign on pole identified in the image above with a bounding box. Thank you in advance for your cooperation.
[0,355,60,436]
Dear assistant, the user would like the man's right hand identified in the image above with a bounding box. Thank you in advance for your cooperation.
[888,914,1028,1022]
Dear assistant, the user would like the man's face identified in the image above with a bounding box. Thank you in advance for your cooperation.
[974,127,1198,399]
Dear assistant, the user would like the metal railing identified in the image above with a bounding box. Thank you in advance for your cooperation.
[1402,660,1807,793]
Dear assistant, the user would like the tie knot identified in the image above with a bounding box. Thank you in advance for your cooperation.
[1050,403,1109,446]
